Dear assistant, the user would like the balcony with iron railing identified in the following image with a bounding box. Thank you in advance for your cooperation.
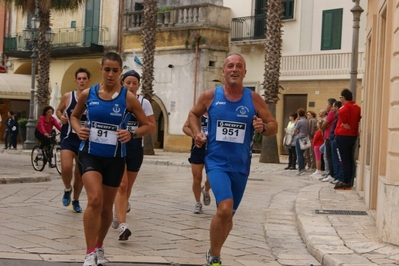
[4,26,110,56]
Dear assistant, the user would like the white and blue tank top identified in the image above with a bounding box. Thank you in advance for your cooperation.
[79,84,131,157]
[60,91,87,142]
[205,86,256,175]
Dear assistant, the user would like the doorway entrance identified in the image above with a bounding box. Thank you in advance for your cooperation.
[282,94,307,155]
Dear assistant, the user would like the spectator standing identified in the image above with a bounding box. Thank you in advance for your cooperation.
[3,111,14,149]
[9,114,19,150]
[320,98,336,182]
[334,89,361,190]
[305,110,318,169]
[329,100,342,184]
[284,113,297,170]
[294,108,309,176]
[312,121,324,175]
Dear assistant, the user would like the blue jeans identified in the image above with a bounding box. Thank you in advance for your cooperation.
[330,139,341,181]
[335,136,357,184]
[295,138,305,171]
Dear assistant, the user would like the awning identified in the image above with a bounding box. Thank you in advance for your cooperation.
[0,74,32,99]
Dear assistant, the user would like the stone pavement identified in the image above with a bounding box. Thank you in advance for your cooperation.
[0,148,399,266]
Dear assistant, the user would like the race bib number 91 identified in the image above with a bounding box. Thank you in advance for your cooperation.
[89,121,118,145]
[216,120,246,144]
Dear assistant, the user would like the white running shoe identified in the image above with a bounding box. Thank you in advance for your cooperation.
[202,186,211,206]
[111,212,119,229]
[312,170,322,175]
[322,175,334,182]
[95,246,107,265]
[83,251,96,266]
[194,202,203,214]
[118,222,132,241]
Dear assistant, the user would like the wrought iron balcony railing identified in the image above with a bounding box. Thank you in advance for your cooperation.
[3,26,110,52]
[231,14,266,41]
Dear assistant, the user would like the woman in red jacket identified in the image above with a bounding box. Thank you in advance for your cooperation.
[35,105,62,151]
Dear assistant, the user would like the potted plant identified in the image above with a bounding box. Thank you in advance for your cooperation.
[157,6,171,25]
[18,118,28,143]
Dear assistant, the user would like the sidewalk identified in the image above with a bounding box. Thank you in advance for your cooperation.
[1,148,399,265]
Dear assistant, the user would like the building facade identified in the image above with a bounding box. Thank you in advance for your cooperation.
[357,0,399,245]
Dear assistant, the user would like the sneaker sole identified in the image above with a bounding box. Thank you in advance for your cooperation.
[119,228,132,241]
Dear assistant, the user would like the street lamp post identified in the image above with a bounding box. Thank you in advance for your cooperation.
[23,13,40,150]
[350,0,364,102]
[22,11,55,149]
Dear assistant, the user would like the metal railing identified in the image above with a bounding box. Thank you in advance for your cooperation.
[4,26,109,51]
[231,14,266,41]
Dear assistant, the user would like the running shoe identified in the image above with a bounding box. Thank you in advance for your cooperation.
[111,211,119,229]
[95,246,107,265]
[118,223,132,241]
[83,251,96,266]
[296,170,305,176]
[202,186,211,206]
[62,189,72,206]
[206,250,222,266]
[193,202,203,214]
[321,175,334,182]
[72,200,82,213]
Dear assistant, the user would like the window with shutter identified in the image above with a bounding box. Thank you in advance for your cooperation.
[321,8,343,50]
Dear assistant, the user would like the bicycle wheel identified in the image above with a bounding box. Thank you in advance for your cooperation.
[53,144,62,175]
[31,146,46,171]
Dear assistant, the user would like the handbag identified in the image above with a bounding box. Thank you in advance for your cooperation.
[283,133,293,147]
[299,136,311,150]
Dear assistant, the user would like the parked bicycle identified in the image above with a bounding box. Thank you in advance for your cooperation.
[31,131,62,174]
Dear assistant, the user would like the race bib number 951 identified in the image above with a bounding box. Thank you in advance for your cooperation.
[89,121,118,145]
[216,120,246,144]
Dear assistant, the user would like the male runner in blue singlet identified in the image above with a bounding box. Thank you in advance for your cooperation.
[188,54,278,266]
[56,68,91,213]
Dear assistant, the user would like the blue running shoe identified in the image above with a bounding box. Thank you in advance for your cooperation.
[62,189,71,206]
[72,200,82,213]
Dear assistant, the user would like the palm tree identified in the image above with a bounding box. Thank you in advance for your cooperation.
[2,0,84,114]
[141,0,157,155]
[259,0,284,163]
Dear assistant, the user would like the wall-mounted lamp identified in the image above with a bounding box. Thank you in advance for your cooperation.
[168,64,174,68]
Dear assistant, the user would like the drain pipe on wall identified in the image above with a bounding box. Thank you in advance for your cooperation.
[193,34,200,106]
[117,0,124,54]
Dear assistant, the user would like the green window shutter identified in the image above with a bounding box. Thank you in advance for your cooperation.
[282,0,294,20]
[321,8,343,50]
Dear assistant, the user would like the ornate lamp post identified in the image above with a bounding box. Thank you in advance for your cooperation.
[23,12,55,149]
[350,0,364,101]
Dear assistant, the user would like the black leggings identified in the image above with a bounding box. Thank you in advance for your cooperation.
[35,129,50,149]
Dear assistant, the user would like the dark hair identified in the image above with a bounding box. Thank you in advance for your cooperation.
[327,98,337,106]
[340,88,353,101]
[290,112,298,119]
[297,108,306,117]
[121,70,141,82]
[75,68,91,79]
[334,101,342,108]
[307,110,316,118]
[42,106,54,116]
[102,52,123,67]
[9,110,14,115]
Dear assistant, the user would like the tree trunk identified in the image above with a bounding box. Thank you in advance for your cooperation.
[259,103,280,163]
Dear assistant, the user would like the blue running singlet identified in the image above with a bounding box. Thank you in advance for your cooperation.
[60,91,87,143]
[205,86,256,176]
[79,84,131,157]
